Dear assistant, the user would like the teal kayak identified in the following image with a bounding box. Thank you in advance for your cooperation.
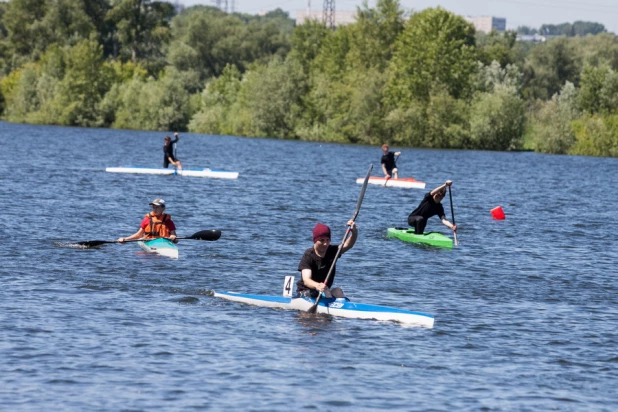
[138,238,179,259]
[387,227,453,249]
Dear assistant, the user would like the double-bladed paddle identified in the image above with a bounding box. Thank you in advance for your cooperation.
[307,164,373,314]
[448,186,458,246]
[76,230,222,248]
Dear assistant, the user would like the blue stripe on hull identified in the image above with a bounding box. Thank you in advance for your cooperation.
[213,291,434,327]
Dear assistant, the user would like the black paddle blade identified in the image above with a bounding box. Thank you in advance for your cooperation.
[188,230,221,241]
[307,303,318,314]
[76,240,112,248]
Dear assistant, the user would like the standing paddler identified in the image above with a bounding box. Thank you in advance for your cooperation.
[163,133,182,169]
[407,181,457,235]
[296,221,358,299]
[381,144,401,179]
[118,198,178,243]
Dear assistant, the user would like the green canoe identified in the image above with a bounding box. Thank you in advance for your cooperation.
[387,227,453,249]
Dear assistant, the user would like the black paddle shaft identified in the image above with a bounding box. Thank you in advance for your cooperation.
[76,230,221,248]
[308,164,373,313]
[448,186,458,246]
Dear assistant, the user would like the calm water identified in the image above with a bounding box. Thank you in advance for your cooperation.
[1,120,617,411]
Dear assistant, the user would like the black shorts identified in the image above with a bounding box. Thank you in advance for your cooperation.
[296,289,319,299]
[407,215,426,234]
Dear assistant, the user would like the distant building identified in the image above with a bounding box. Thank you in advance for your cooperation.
[296,10,357,26]
[464,16,507,33]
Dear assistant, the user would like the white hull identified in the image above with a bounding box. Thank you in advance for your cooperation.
[356,177,426,189]
[214,291,434,327]
[106,166,239,179]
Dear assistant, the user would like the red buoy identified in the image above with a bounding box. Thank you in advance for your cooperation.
[491,206,505,220]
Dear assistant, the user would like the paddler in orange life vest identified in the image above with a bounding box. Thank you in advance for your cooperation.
[117,198,178,243]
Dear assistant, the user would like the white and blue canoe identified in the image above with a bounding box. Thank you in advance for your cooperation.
[106,166,239,179]
[213,288,434,328]
[137,238,179,259]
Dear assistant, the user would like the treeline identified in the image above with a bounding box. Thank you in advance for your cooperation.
[0,0,616,157]
[518,21,606,37]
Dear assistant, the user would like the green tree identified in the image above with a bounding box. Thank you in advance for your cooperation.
[424,87,470,148]
[346,0,405,72]
[289,20,330,75]
[44,37,113,126]
[540,21,605,37]
[111,67,190,131]
[384,101,427,146]
[530,81,579,154]
[40,0,96,46]
[469,85,525,150]
[1,0,100,66]
[575,33,618,70]
[1,64,40,122]
[476,31,518,67]
[1,0,48,59]
[571,114,618,157]
[474,60,523,93]
[188,64,243,134]
[469,61,525,150]
[169,6,291,83]
[386,7,477,105]
[240,56,306,139]
[106,0,175,66]
[524,36,581,100]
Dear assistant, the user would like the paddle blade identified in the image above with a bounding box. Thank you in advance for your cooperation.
[188,230,221,241]
[352,164,373,221]
[76,240,112,248]
[307,303,318,314]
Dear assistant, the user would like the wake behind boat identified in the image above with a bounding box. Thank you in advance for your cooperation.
[138,238,179,259]
[356,176,426,189]
[106,166,239,179]
[387,227,453,249]
[213,290,434,327]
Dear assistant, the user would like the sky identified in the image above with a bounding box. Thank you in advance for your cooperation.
[180,0,618,34]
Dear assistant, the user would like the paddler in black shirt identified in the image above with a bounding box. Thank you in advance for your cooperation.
[381,144,401,179]
[296,221,358,299]
[408,180,457,234]
[163,133,182,169]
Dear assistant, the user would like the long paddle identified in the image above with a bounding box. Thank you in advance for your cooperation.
[76,230,221,248]
[173,132,179,164]
[448,186,458,246]
[307,164,373,314]
[173,132,180,171]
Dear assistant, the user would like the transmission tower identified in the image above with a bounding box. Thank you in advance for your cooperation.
[212,0,229,13]
[323,0,335,29]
